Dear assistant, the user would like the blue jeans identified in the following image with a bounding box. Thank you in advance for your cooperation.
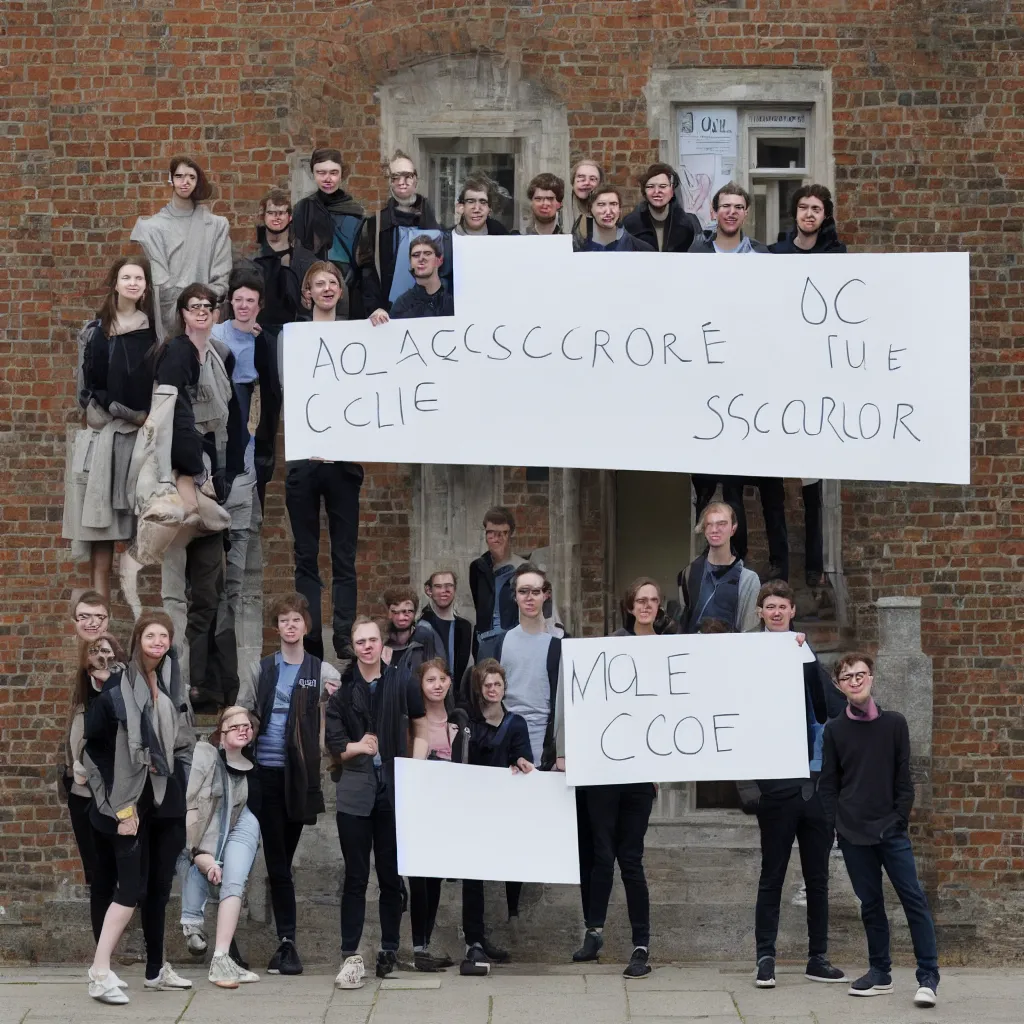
[839,833,939,986]
[180,806,261,926]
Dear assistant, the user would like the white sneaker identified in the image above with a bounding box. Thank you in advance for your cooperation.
[335,955,366,989]
[88,969,130,1005]
[914,984,937,1007]
[183,923,208,956]
[791,883,807,907]
[144,962,193,990]
[208,953,240,989]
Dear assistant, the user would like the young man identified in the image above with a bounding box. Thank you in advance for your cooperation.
[238,593,326,977]
[819,654,940,1007]
[738,581,848,990]
[72,590,112,643]
[381,586,438,674]
[575,185,654,253]
[688,182,770,254]
[522,173,564,235]
[453,178,508,236]
[285,263,363,661]
[291,148,366,317]
[361,151,445,322]
[678,501,760,633]
[131,155,232,340]
[770,184,848,254]
[386,235,454,319]
[569,159,603,245]
[622,163,702,253]
[419,569,477,684]
[469,506,527,645]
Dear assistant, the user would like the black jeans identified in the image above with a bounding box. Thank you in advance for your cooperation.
[582,784,654,947]
[409,876,442,948]
[575,787,593,924]
[285,460,362,661]
[802,481,824,577]
[336,786,403,953]
[254,767,305,941]
[840,833,939,985]
[754,790,831,959]
[91,826,145,916]
[140,816,186,979]
[461,880,524,947]
[68,792,97,888]
[185,531,226,699]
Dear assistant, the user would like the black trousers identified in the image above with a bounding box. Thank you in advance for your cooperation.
[68,792,97,887]
[185,531,226,699]
[254,767,305,941]
[140,816,186,978]
[582,784,654,948]
[285,460,362,661]
[802,481,824,577]
[336,787,403,953]
[409,876,442,948]
[462,880,524,947]
[575,786,593,924]
[754,790,832,960]
[91,825,145,914]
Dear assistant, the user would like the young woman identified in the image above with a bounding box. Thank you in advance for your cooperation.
[461,659,534,965]
[406,659,465,972]
[613,576,679,637]
[325,617,419,988]
[83,611,193,1004]
[63,256,157,596]
[180,705,261,989]
[62,633,127,936]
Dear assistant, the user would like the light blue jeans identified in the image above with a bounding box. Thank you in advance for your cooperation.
[180,806,260,926]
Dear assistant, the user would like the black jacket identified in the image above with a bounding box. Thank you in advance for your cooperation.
[469,552,522,634]
[390,282,454,319]
[455,217,508,237]
[573,227,655,253]
[246,228,318,329]
[770,218,848,253]
[358,195,443,314]
[465,705,534,768]
[419,606,477,684]
[291,189,366,317]
[688,233,771,254]
[622,201,702,253]
[246,652,325,823]
[80,322,158,417]
[385,620,440,679]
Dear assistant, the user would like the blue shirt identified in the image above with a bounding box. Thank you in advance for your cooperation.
[491,563,517,633]
[255,654,301,768]
[210,321,258,383]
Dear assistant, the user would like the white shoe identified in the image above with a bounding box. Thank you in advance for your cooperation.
[183,923,208,956]
[89,967,128,990]
[208,953,240,989]
[88,969,130,1005]
[335,955,366,989]
[144,962,193,990]
[914,984,937,1007]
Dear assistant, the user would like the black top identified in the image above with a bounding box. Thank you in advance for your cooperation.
[769,219,848,254]
[81,323,157,415]
[390,282,455,319]
[154,335,206,477]
[622,202,702,253]
[466,707,533,768]
[818,707,915,845]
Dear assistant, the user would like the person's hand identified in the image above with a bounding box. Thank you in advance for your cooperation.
[358,734,379,757]
[324,679,339,696]
[207,863,223,885]
[381,645,393,665]
[250,322,262,336]
[369,308,390,326]
[554,757,566,773]
[511,758,534,775]
[116,809,139,836]
[795,632,807,646]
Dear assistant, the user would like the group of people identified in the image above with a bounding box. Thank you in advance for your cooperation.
[59,145,938,1009]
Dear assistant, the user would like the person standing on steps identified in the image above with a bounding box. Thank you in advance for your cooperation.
[469,506,527,651]
[419,568,477,686]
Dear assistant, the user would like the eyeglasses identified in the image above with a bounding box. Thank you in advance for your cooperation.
[186,302,214,313]
[516,587,544,597]
[462,198,489,207]
[837,671,870,684]
[485,529,510,539]
[265,207,290,217]
[390,172,417,183]
[76,613,109,623]
[717,203,747,212]
[223,723,251,735]
[633,597,659,606]
[431,583,455,591]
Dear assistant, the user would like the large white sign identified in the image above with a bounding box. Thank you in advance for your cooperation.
[562,632,811,787]
[283,236,970,484]
[395,758,580,884]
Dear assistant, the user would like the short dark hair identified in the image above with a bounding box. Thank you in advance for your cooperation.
[227,268,265,305]
[624,576,662,613]
[269,592,312,632]
[168,156,213,202]
[258,187,292,219]
[589,183,624,207]
[697,618,734,634]
[790,183,834,221]
[512,562,546,587]
[409,233,442,258]
[72,590,110,616]
[426,569,458,588]
[469,658,506,715]
[711,181,751,212]
[527,173,565,203]
[756,580,796,607]
[639,163,677,190]
[833,651,875,681]
[175,282,218,332]
[482,505,516,533]
[309,147,343,172]
[383,586,419,612]
[458,177,493,205]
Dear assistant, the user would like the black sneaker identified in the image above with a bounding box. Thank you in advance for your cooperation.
[376,950,398,978]
[229,938,249,972]
[623,946,651,979]
[848,968,893,996]
[465,943,490,964]
[414,951,441,972]
[755,955,776,988]
[428,949,454,969]
[805,955,847,983]
[480,938,509,964]
[572,929,603,963]
[268,938,303,976]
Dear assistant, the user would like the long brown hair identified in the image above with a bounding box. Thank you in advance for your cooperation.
[129,610,175,677]
[68,633,127,730]
[95,256,156,336]
[469,658,506,716]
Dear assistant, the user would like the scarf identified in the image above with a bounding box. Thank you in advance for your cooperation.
[845,697,880,721]
[121,663,178,806]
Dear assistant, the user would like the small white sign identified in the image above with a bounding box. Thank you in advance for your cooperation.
[748,110,810,129]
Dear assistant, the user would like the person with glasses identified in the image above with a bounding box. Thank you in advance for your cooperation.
[574,184,654,253]
[420,569,477,686]
[819,653,939,1008]
[131,156,231,342]
[180,705,261,989]
[469,506,528,651]
[688,181,770,254]
[386,235,454,320]
[519,173,565,236]
[622,162,703,253]
[453,177,508,236]
[72,591,113,643]
[361,151,447,326]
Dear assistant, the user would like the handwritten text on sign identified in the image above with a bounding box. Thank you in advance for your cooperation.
[283,237,969,484]
[562,633,810,787]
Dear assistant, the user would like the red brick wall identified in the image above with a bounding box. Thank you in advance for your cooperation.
[2,0,1021,950]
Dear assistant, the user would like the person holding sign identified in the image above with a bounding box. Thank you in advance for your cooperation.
[574,184,654,253]
[388,235,454,320]
[687,181,769,255]
[622,163,702,254]
[461,659,534,966]
[678,501,761,633]
[819,654,939,1008]
[737,581,847,990]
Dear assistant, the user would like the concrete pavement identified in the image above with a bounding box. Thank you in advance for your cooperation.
[1,963,1021,1024]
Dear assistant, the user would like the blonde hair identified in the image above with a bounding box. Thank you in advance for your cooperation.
[695,500,736,534]
[213,705,251,745]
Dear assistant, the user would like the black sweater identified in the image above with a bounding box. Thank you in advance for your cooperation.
[818,707,914,845]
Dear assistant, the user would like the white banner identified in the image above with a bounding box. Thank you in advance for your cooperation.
[283,236,970,484]
[395,758,580,884]
[562,632,811,787]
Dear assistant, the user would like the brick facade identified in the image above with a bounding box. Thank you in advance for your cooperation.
[1,0,1021,955]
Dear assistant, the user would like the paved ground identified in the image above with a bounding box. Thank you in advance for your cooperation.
[1,962,1020,1023]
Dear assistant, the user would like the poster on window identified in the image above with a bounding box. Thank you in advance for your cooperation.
[677,107,738,228]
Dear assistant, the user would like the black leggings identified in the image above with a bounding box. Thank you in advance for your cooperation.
[140,817,186,978]
[409,877,442,948]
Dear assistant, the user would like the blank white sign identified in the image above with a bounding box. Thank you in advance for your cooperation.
[394,758,580,884]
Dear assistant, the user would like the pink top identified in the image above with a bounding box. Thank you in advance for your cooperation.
[424,717,453,761]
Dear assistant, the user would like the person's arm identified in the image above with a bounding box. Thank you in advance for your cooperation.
[325,688,377,761]
[209,217,232,302]
[508,715,534,771]
[84,685,116,741]
[893,714,915,825]
[736,572,760,632]
[236,659,262,734]
[817,723,840,830]
[184,748,216,854]
[553,656,566,767]
[154,342,206,476]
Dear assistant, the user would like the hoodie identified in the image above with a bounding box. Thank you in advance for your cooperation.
[622,200,702,253]
[769,218,848,254]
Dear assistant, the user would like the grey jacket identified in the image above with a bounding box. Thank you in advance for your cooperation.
[688,231,771,254]
[185,741,252,860]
